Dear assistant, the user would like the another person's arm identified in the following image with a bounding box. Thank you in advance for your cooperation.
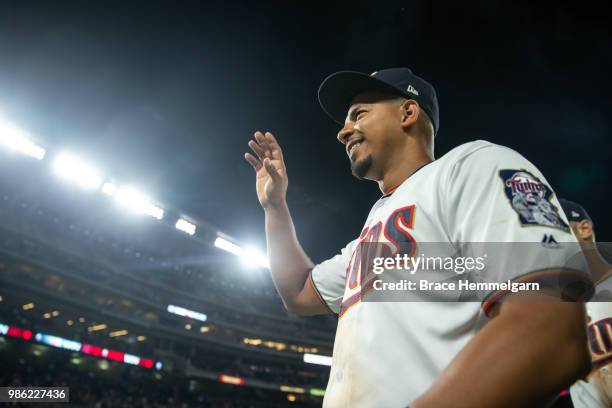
[245,131,329,315]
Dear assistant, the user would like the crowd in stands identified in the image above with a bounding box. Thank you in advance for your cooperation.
[1,338,319,407]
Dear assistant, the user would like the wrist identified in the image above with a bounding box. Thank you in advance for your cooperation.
[263,199,288,214]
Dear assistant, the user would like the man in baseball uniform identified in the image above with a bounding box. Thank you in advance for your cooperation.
[559,199,612,408]
[245,68,593,407]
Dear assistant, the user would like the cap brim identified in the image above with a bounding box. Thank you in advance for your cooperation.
[318,71,408,125]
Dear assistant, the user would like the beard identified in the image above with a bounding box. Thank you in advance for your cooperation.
[351,154,373,180]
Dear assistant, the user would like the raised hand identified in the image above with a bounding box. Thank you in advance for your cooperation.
[244,131,288,210]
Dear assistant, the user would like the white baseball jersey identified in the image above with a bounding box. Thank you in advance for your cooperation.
[570,277,612,408]
[311,140,591,408]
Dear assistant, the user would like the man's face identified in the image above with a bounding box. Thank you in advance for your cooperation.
[337,92,404,180]
[569,220,595,242]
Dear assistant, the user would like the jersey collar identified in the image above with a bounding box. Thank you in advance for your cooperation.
[381,162,431,198]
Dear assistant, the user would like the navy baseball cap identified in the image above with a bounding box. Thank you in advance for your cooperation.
[318,67,439,134]
[558,198,592,222]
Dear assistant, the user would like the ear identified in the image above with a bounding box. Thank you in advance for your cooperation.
[399,99,419,130]
[576,220,594,241]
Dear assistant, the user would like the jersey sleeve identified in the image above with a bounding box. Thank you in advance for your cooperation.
[310,240,355,314]
[444,144,593,315]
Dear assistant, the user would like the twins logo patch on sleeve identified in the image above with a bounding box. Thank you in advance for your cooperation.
[499,169,569,232]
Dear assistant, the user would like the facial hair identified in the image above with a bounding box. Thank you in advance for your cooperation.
[351,154,373,180]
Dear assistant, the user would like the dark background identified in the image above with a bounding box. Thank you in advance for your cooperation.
[0,0,610,261]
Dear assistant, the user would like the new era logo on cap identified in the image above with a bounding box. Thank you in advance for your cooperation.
[406,85,419,96]
[558,198,592,222]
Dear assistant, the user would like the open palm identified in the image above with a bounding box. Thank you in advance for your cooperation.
[244,131,288,209]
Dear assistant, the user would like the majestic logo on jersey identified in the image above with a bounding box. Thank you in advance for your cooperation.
[541,234,560,248]
[499,170,569,232]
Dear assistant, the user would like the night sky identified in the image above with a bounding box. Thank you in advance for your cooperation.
[0,1,610,262]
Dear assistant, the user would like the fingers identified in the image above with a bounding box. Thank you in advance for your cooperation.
[264,131,284,161]
[244,153,261,171]
[246,131,285,172]
[256,132,277,161]
[245,152,282,183]
[264,131,278,144]
[248,139,266,161]
[263,158,281,181]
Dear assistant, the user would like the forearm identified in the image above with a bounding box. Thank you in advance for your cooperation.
[412,301,591,408]
[265,201,315,309]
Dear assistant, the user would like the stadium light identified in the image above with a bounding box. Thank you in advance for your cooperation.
[214,237,269,269]
[309,388,325,397]
[303,353,332,367]
[87,323,107,332]
[114,186,164,220]
[214,237,243,256]
[101,182,117,196]
[109,330,128,338]
[53,152,103,189]
[280,385,305,394]
[0,117,46,160]
[241,247,269,269]
[175,218,196,235]
[218,374,244,385]
[167,304,207,322]
[243,338,262,346]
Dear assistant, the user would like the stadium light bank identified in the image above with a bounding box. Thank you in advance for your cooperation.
[0,116,46,160]
[214,237,269,269]
[2,115,271,269]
